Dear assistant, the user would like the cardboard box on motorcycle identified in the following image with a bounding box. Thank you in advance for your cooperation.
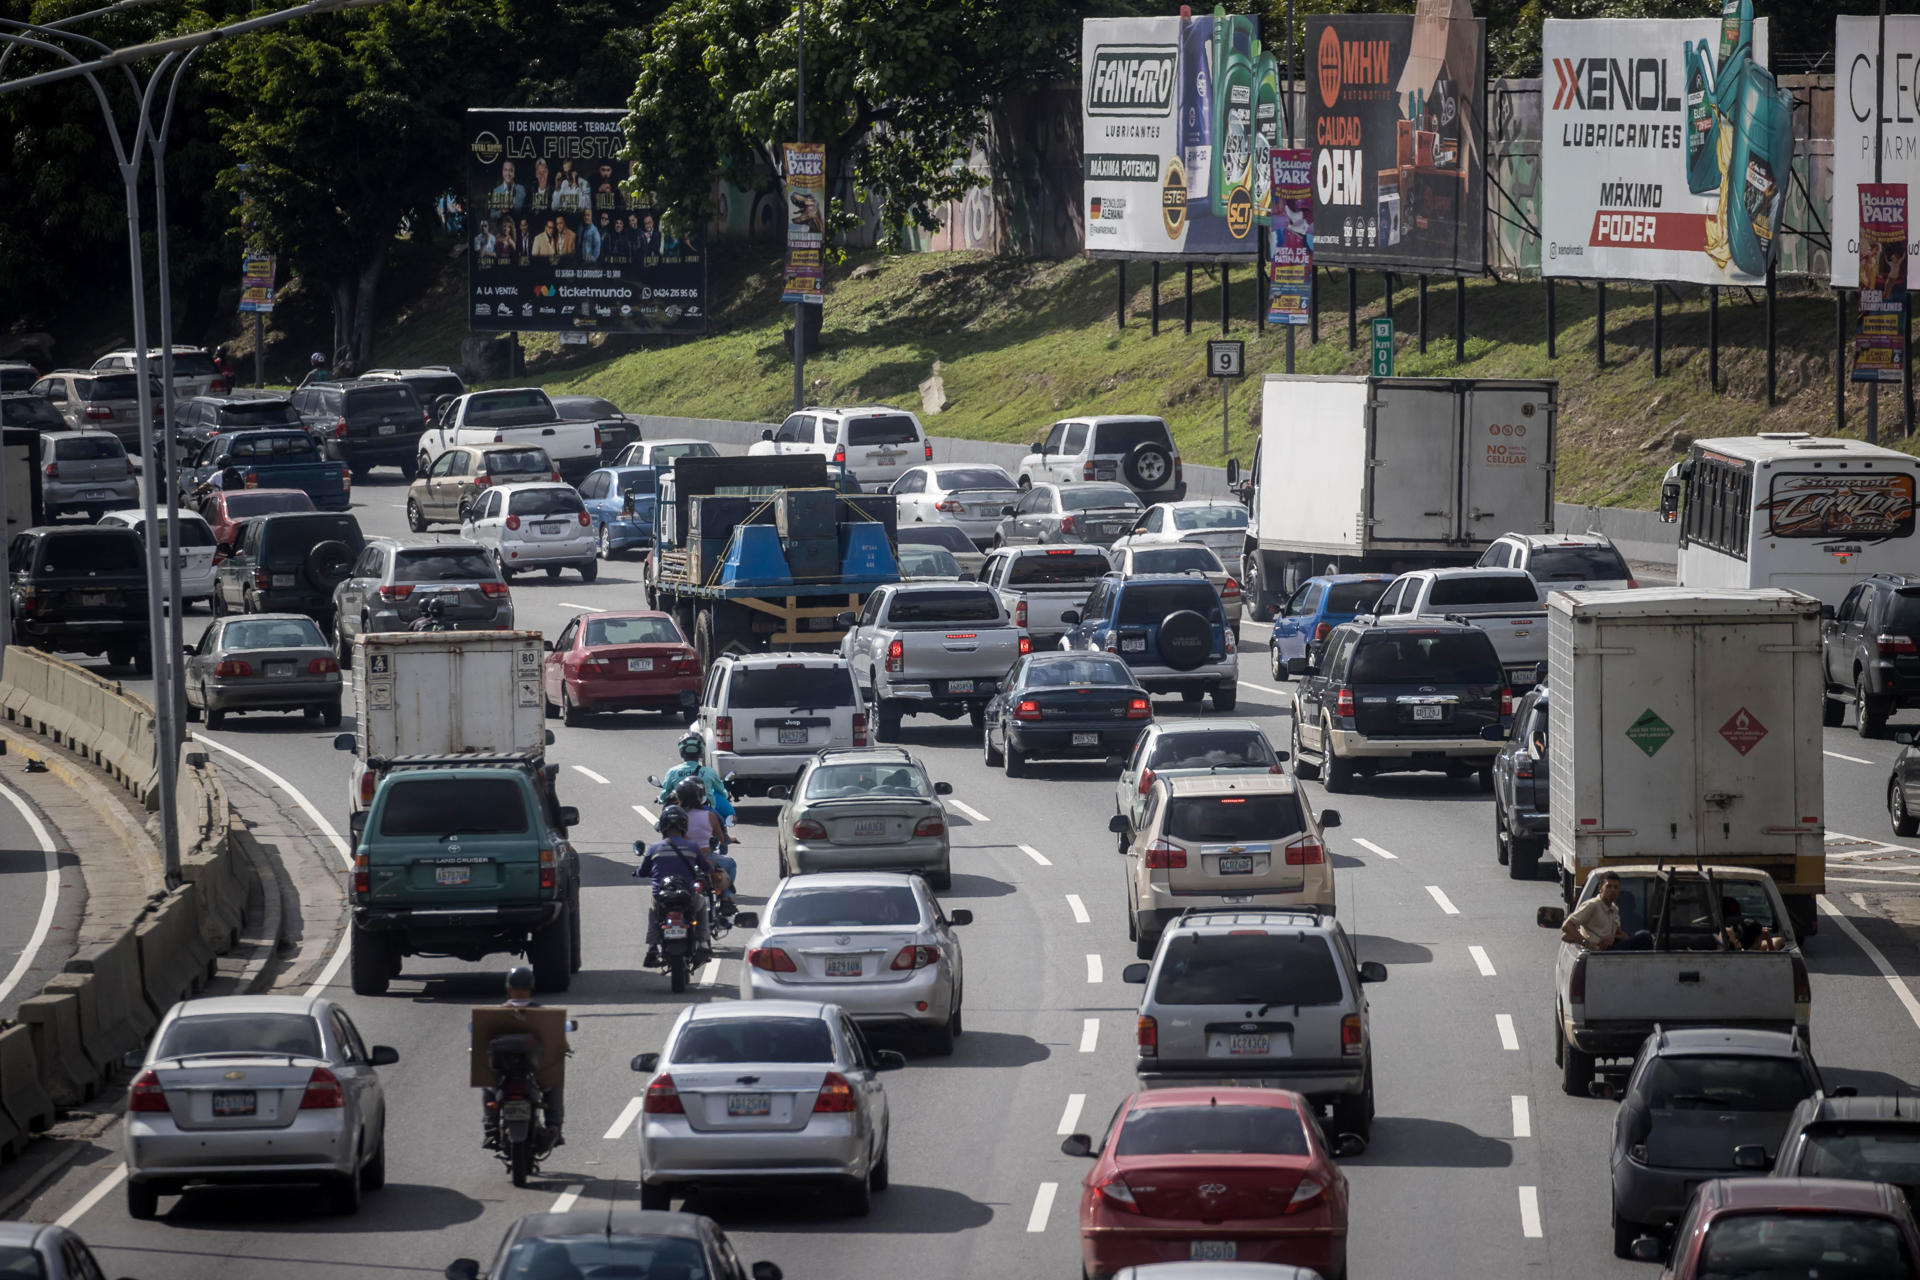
[469,1005,568,1089]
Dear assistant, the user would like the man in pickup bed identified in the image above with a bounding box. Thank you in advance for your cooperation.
[1560,871,1651,950]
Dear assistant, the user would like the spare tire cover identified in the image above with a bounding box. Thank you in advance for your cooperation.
[1124,441,1173,489]
[306,539,354,589]
[1156,609,1212,671]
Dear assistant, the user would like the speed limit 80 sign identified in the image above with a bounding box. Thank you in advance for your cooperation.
[1207,339,1245,379]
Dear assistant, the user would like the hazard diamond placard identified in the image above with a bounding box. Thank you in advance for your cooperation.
[1719,707,1769,756]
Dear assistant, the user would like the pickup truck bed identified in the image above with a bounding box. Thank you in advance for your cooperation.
[842,582,1027,737]
[1378,567,1547,688]
[177,430,351,512]
[419,388,600,484]
[980,547,1112,646]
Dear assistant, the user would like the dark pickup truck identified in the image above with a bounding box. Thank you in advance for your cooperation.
[177,429,351,512]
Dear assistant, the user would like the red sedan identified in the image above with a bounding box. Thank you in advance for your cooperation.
[1067,1087,1355,1280]
[199,487,314,549]
[542,610,700,725]
[1643,1177,1920,1276]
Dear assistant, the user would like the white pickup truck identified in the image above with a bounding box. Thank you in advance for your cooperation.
[839,582,1028,738]
[1375,566,1548,689]
[978,546,1112,649]
[416,388,601,484]
[1540,866,1810,1097]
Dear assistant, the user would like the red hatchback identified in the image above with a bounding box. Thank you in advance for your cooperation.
[1644,1177,1920,1277]
[543,610,700,725]
[1067,1087,1356,1280]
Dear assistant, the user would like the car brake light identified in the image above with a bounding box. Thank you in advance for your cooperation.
[813,1071,858,1112]
[714,716,732,752]
[749,946,798,972]
[1286,1176,1327,1213]
[1097,1176,1141,1214]
[1341,1014,1363,1057]
[890,944,940,970]
[505,514,521,531]
[421,410,431,426]
[578,511,591,527]
[1060,514,1076,534]
[1127,697,1150,718]
[1627,576,1640,589]
[1879,634,1919,656]
[1015,599,1028,629]
[493,433,505,443]
[912,816,945,838]
[1515,760,1533,779]
[1082,461,1095,481]
[1285,835,1325,865]
[214,658,254,679]
[934,499,963,513]
[1018,634,1032,656]
[793,817,827,840]
[84,405,113,420]
[852,711,868,747]
[254,568,271,589]
[1568,953,1587,1004]
[833,446,846,465]
[125,456,135,476]
[1174,458,1184,484]
[1335,687,1354,716]
[1143,840,1186,869]
[593,425,605,449]
[1313,622,1331,642]
[309,657,339,675]
[1501,687,1514,716]
[1222,577,1241,599]
[1014,699,1042,721]
[378,584,415,601]
[351,854,369,896]
[924,440,933,461]
[41,462,56,480]
[1224,627,1235,656]
[886,639,904,674]
[331,417,347,438]
[128,1069,168,1111]
[1137,1015,1157,1056]
[643,1074,684,1114]
[481,581,509,598]
[1138,767,1156,795]
[300,1067,344,1109]
[539,847,555,891]
[1792,955,1811,1005]
[551,471,562,482]
[475,475,492,488]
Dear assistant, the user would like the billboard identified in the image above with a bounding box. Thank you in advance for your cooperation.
[238,255,276,314]
[1540,15,1789,286]
[781,143,826,304]
[1832,16,1920,289]
[1079,11,1269,258]
[466,109,707,335]
[1305,7,1487,273]
[1854,183,1908,385]
[1268,149,1314,324]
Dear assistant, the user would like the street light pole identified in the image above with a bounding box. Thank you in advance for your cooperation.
[791,0,806,413]
[1867,0,1888,445]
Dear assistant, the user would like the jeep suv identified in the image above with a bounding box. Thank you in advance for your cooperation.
[1018,416,1185,501]
[7,525,151,670]
[696,653,866,796]
[1060,573,1237,710]
[1122,907,1386,1139]
[1490,681,1550,880]
[1821,573,1920,737]
[331,537,514,663]
[291,378,429,479]
[348,763,581,995]
[213,511,365,623]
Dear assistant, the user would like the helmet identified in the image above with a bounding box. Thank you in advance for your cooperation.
[309,351,325,366]
[674,777,706,808]
[677,733,702,760]
[658,804,689,835]
[505,964,535,993]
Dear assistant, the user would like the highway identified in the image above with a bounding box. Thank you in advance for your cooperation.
[21,468,1920,1279]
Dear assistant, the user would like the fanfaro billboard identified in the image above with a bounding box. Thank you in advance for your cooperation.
[467,108,707,335]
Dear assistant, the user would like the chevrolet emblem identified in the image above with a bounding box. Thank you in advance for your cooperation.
[223,1070,245,1080]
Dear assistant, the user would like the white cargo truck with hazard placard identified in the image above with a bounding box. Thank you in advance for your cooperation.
[1545,587,1826,937]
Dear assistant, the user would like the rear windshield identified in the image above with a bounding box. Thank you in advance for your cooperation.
[88,373,162,400]
[1325,580,1390,613]
[224,492,315,518]
[394,547,497,582]
[1799,1126,1920,1188]
[145,517,216,548]
[585,616,681,646]
[1349,632,1503,684]
[378,777,529,836]
[1426,575,1540,606]
[1116,582,1221,624]
[728,664,855,708]
[1153,933,1346,1006]
[648,441,716,462]
[1164,793,1305,842]
[804,762,931,799]
[614,469,659,496]
[1887,590,1920,633]
[934,467,1014,491]
[1526,545,1630,582]
[1173,505,1248,530]
[1642,1056,1812,1112]
[53,435,124,460]
[168,353,218,377]
[228,433,316,458]
[671,1017,834,1064]
[507,488,585,516]
[481,448,550,475]
[0,367,37,391]
[1148,729,1273,770]
[0,397,62,428]
[898,546,962,576]
[1027,657,1132,687]
[771,884,924,927]
[461,389,553,426]
[402,374,465,400]
[1133,547,1221,576]
[843,414,919,446]
[1699,1214,1909,1276]
[1117,1105,1309,1157]
[499,1239,709,1278]
[155,1012,322,1060]
[1007,551,1109,585]
[221,617,327,650]
[216,400,301,427]
[885,589,1000,624]
[898,525,974,553]
[344,385,419,414]
[1061,485,1142,512]
[36,532,140,573]
[1090,419,1172,452]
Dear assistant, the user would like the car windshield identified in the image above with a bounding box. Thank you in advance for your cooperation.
[1526,545,1631,581]
[224,492,314,518]
[227,433,316,458]
[507,489,585,517]
[1061,486,1142,513]
[156,1011,323,1060]
[88,373,163,400]
[1164,794,1305,842]
[1425,575,1540,606]
[1117,1105,1309,1157]
[1172,505,1248,530]
[483,449,550,475]
[345,386,419,414]
[771,884,924,927]
[1643,1056,1813,1112]
[804,763,932,799]
[898,546,962,577]
[886,589,1000,624]
[728,665,855,709]
[585,616,681,646]
[394,548,497,582]
[1115,582,1220,624]
[378,778,529,836]
[1697,1213,1910,1277]
[1349,633,1503,684]
[216,400,301,427]
[1007,551,1109,585]
[1887,589,1920,633]
[672,1017,834,1064]
[1026,657,1132,687]
[1090,419,1171,452]
[0,397,62,428]
[648,442,716,461]
[1133,547,1221,575]
[1797,1126,1920,1188]
[498,1236,711,1280]
[53,435,124,460]
[898,525,974,553]
[462,389,553,426]
[1153,933,1346,1006]
[1325,580,1390,612]
[1148,730,1273,770]
[0,1247,42,1278]
[221,618,327,650]
[844,414,919,446]
[36,532,140,574]
[935,467,1015,492]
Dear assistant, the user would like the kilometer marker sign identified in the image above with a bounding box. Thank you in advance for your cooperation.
[1626,708,1673,757]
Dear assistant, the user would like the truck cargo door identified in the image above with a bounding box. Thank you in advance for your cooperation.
[1461,384,1556,544]
[1364,383,1459,545]
[1596,623,1695,864]
[1696,621,1800,861]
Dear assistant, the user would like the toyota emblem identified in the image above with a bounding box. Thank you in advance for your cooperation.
[835,936,850,946]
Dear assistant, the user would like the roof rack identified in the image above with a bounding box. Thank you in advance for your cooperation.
[1174,904,1329,924]
[814,745,913,760]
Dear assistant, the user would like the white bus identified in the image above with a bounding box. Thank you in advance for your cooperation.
[1659,433,1920,606]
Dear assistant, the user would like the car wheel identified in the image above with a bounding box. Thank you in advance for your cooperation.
[542,681,559,719]
[598,524,614,560]
[206,707,227,730]
[578,559,598,584]
[210,591,227,617]
[405,498,426,533]
[1269,642,1284,681]
[968,703,986,731]
[1823,691,1846,728]
[1290,717,1320,781]
[349,924,390,996]
[359,1124,387,1190]
[1004,739,1026,778]
[1859,673,1890,738]
[1330,1070,1374,1142]
[321,699,342,729]
[1494,808,1511,866]
[562,686,587,728]
[1559,1023,1594,1097]
[1893,783,1920,838]
[870,1143,891,1192]
[1180,689,1204,705]
[925,1017,955,1057]
[1323,722,1354,793]
[184,695,202,724]
[1211,684,1236,712]
[1509,835,1541,882]
[126,1180,160,1219]
[1477,761,1495,793]
[329,1163,363,1215]
[928,867,952,891]
[336,622,354,671]
[1612,1211,1643,1261]
[638,1182,672,1211]
[844,1170,873,1218]
[530,914,572,991]
[569,890,583,973]
[982,722,1003,767]
[545,566,563,581]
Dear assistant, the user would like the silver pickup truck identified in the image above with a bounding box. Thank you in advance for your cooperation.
[979,546,1112,649]
[1540,866,1810,1097]
[1376,567,1548,689]
[839,582,1028,739]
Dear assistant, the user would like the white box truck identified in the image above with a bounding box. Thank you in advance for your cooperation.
[1545,587,1826,936]
[1234,375,1557,618]
[334,630,549,814]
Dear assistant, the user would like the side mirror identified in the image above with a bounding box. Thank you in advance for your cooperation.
[564,1020,578,1033]
[333,733,355,751]
[1275,749,1290,761]
[1358,960,1387,984]
[1657,479,1681,524]
[833,611,856,628]
[369,1045,400,1067]
[1481,724,1508,742]
[1122,962,1150,984]
[1333,1132,1367,1158]
[1537,906,1567,929]
[542,638,553,650]
[767,784,791,800]
[216,542,235,557]
[1029,441,1044,454]
[1630,1237,1665,1264]
[1059,1133,1094,1158]
[948,909,972,926]
[751,1265,783,1280]
[181,643,196,656]
[445,1262,481,1280]
[1060,610,1080,625]
[1000,505,1015,517]
[1226,459,1241,486]
[348,810,368,844]
[1108,814,1129,834]
[733,912,758,928]
[1731,1144,1770,1170]
[1285,656,1309,676]
[630,1052,659,1073]
[760,428,774,441]
[874,1049,907,1072]
[1821,604,1838,621]
[121,1049,146,1070]
[934,781,953,795]
[1319,809,1341,829]
[558,806,580,828]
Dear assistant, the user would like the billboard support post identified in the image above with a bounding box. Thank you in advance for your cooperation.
[252,313,263,388]
[1906,291,1914,436]
[1151,263,1160,336]
[1220,265,1229,336]
[1417,275,1427,354]
[792,0,806,415]
[1867,0,1889,447]
[1836,292,1848,435]
[1455,275,1465,364]
[1257,230,1266,335]
[1596,282,1607,371]
[1384,272,1395,332]
[1185,266,1194,335]
[1117,262,1126,330]
[1285,324,1296,374]
[1347,269,1357,350]
[1653,286,1664,378]
[1545,280,1556,359]
[1765,268,1776,404]
[1310,267,1320,345]
[1710,287,1720,392]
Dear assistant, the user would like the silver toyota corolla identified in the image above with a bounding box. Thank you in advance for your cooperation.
[772,749,955,889]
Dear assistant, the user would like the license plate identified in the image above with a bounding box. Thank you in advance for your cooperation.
[212,1091,255,1117]
[663,924,688,939]
[1227,1034,1270,1055]
[1072,732,1099,746]
[377,423,397,435]
[500,1100,533,1121]
[1122,638,1146,652]
[876,458,896,467]
[1222,893,1253,904]
[628,657,653,672]
[77,591,109,607]
[728,1093,772,1117]
[1219,855,1253,875]
[1413,705,1444,721]
[272,573,296,588]
[538,522,564,535]
[778,726,808,745]
[266,660,294,677]
[1191,1242,1237,1260]
[825,956,862,977]
[436,865,470,886]
[854,818,887,837]
[80,488,115,500]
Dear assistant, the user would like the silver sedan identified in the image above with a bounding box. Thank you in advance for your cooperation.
[0,1223,120,1280]
[889,463,1021,547]
[182,613,343,729]
[124,994,396,1218]
[771,751,954,888]
[740,873,970,1053]
[630,1000,903,1217]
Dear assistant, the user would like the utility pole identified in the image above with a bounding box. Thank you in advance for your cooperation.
[1867,0,1888,445]
[1283,0,1296,375]
[791,0,806,413]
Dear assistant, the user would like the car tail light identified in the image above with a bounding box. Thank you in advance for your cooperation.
[1501,687,1514,717]
[359,768,377,807]
[643,1074,684,1114]
[1515,759,1533,779]
[1014,699,1042,721]
[309,657,339,675]
[1015,599,1027,629]
[1137,1014,1157,1056]
[593,425,605,450]
[1174,458,1183,486]
[1127,697,1150,718]
[331,416,348,438]
[793,817,828,840]
[886,639,904,674]
[1880,634,1919,656]
[1284,835,1325,865]
[300,1067,344,1109]
[1628,576,1641,589]
[1792,955,1811,1005]
[578,511,591,527]
[852,711,868,747]
[934,499,963,513]
[1097,1176,1141,1214]
[814,1071,859,1113]
[481,581,509,598]
[1143,840,1186,869]
[890,944,940,970]
[128,1069,168,1111]
[912,816,945,838]
[1286,1176,1327,1213]
[1138,767,1156,795]
[378,584,415,601]
[1224,627,1235,656]
[340,465,352,490]
[214,659,252,677]
[125,456,135,477]
[714,716,733,751]
[832,446,846,465]
[539,847,555,891]
[475,474,492,488]
[421,410,431,426]
[254,568,271,589]
[41,462,56,480]
[1341,1014,1363,1057]
[505,514,521,531]
[84,405,113,420]
[924,440,933,461]
[749,947,798,972]
[1060,514,1076,534]
[1222,577,1241,599]
[1082,461,1095,481]
[244,469,261,489]
[1018,635,1032,655]
[551,471,562,482]
[15,589,33,614]
[492,433,505,443]
[1568,953,1587,1004]
[1313,622,1331,642]
[1335,687,1354,717]
[351,853,369,896]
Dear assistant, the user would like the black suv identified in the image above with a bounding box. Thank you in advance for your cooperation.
[7,525,150,671]
[1489,679,1550,880]
[213,511,364,624]
[1821,573,1920,737]
[0,392,65,431]
[290,379,427,480]
[1289,617,1508,792]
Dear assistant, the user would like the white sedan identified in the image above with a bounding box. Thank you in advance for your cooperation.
[888,463,1022,548]
[1109,498,1251,563]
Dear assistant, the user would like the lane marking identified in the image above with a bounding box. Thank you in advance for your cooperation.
[1065,894,1090,925]
[1469,945,1496,977]
[551,1184,585,1213]
[1426,885,1460,915]
[1830,873,1920,884]
[1086,954,1103,984]
[1080,1018,1099,1053]
[603,1097,644,1141]
[572,765,610,785]
[54,1162,126,1229]
[1355,838,1399,860]
[1512,1095,1531,1139]
[696,958,721,986]
[1019,843,1052,867]
[947,798,991,823]
[633,804,658,825]
[1825,750,1874,765]
[558,602,605,612]
[1240,681,1288,697]
[1026,1182,1057,1233]
[0,780,61,1009]
[1496,1013,1520,1051]
[1057,1093,1085,1136]
[1820,896,1920,1032]
[1518,1185,1543,1238]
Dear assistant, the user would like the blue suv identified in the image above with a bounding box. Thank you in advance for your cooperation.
[1268,573,1392,681]
[1060,573,1237,710]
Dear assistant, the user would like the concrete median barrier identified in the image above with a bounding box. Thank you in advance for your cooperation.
[0,1024,54,1140]
[176,752,243,951]
[16,989,95,1107]
[40,972,111,1086]
[134,888,215,1019]
[66,926,156,1066]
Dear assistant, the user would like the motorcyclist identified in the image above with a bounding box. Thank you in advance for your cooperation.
[299,350,333,387]
[636,805,713,967]
[658,732,735,826]
[674,776,737,913]
[479,965,564,1149]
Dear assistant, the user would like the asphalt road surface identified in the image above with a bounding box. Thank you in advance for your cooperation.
[24,469,1920,1280]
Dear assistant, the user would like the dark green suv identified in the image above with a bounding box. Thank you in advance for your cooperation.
[348,762,581,995]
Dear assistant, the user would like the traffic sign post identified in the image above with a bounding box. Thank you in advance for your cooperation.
[1371,317,1395,376]
[1207,339,1245,458]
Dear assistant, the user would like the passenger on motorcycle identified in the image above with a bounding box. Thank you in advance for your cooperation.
[673,776,738,911]
[479,965,564,1149]
[637,805,713,966]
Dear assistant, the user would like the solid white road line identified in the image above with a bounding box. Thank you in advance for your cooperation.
[1830,873,1920,884]
[1240,681,1288,697]
[1468,945,1497,977]
[54,1162,126,1229]
[696,958,722,986]
[1027,1182,1058,1232]
[1086,954,1103,984]
[1821,896,1920,1033]
[603,1097,645,1141]
[1354,838,1398,860]
[1512,1095,1531,1139]
[552,1184,585,1213]
[558,602,605,612]
[1019,843,1052,867]
[1426,885,1460,915]
[0,780,60,1009]
[1518,1185,1543,1238]
[1080,1018,1099,1053]
[1057,1093,1086,1136]
[1065,894,1090,924]
[633,804,658,825]
[1496,1014,1520,1051]
[947,798,991,823]
[572,765,611,785]
[1825,750,1874,765]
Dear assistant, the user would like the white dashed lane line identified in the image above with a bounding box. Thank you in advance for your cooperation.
[603,1097,644,1141]
[1086,954,1104,984]
[552,1184,585,1213]
[1057,1094,1085,1136]
[1469,945,1496,976]
[633,804,658,825]
[558,602,605,612]
[1426,885,1460,915]
[1027,1183,1058,1232]
[1519,1186,1543,1238]
[1825,750,1874,765]
[1239,681,1288,698]
[572,765,610,785]
[1080,1019,1099,1053]
[1020,844,1052,867]
[947,798,991,823]
[696,958,722,986]
[1495,1014,1520,1051]
[1065,894,1090,924]
[1511,1095,1531,1139]
[1354,838,1399,860]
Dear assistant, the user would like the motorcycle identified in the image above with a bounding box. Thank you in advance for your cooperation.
[484,1022,574,1187]
[648,862,702,994]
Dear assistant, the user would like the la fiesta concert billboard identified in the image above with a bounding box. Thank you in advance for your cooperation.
[466,108,708,335]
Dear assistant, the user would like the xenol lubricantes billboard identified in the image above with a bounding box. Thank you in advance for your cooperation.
[1540,8,1789,287]
[1080,7,1278,258]
[1305,3,1487,274]
[1832,16,1920,291]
